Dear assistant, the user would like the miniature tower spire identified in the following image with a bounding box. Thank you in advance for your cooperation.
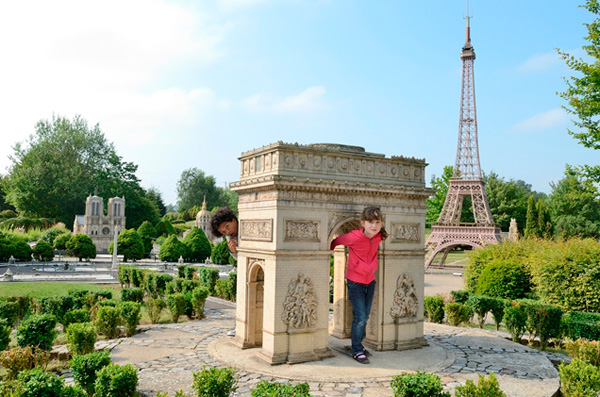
[424,9,502,269]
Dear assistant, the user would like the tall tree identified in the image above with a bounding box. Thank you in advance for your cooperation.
[145,187,167,217]
[483,172,530,232]
[426,166,453,227]
[548,166,600,239]
[524,195,539,239]
[176,168,222,212]
[558,0,600,181]
[0,175,15,212]
[5,115,154,228]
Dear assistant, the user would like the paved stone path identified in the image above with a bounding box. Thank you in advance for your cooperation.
[52,298,567,397]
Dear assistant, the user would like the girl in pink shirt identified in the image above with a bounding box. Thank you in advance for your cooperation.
[330,206,388,364]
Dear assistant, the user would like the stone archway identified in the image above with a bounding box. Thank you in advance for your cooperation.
[230,142,433,364]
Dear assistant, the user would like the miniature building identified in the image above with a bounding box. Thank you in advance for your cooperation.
[73,195,126,253]
[230,142,433,365]
[195,197,213,239]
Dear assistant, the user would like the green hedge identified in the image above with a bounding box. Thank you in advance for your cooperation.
[424,296,445,324]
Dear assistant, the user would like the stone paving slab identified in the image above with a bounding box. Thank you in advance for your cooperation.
[87,301,564,397]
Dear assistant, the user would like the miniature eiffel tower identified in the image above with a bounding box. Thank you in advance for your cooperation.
[425,13,502,269]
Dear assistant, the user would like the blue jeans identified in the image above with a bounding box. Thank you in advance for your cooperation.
[347,279,375,354]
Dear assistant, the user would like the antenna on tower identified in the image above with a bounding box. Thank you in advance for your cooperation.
[464,0,472,44]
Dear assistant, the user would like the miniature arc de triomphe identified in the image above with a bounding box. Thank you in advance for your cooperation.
[229,142,433,365]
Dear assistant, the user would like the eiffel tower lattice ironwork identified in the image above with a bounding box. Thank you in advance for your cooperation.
[425,14,501,269]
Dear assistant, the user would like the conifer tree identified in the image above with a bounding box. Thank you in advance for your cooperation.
[524,195,539,239]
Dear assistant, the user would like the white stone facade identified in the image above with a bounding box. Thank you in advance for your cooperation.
[73,195,126,253]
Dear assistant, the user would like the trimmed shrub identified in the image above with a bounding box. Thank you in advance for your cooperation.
[466,295,494,328]
[9,240,32,262]
[565,339,600,367]
[390,371,451,397]
[0,319,10,351]
[111,229,144,262]
[137,221,156,257]
[16,313,57,351]
[54,232,72,250]
[183,227,212,263]
[476,260,531,300]
[70,350,111,396]
[215,279,229,300]
[488,297,508,331]
[503,304,526,342]
[95,306,121,339]
[445,303,473,327]
[147,298,166,324]
[32,240,54,261]
[565,311,600,341]
[535,304,563,350]
[17,367,64,397]
[227,272,237,302]
[251,381,312,396]
[61,385,88,397]
[120,302,141,337]
[40,227,69,246]
[94,363,138,397]
[192,366,237,397]
[117,265,132,287]
[450,290,471,304]
[34,295,76,328]
[66,234,97,261]
[455,372,506,397]
[64,309,91,329]
[211,240,231,265]
[66,322,97,356]
[559,359,600,397]
[424,296,445,324]
[158,235,188,262]
[144,272,173,299]
[121,288,144,303]
[198,268,220,295]
[191,287,209,319]
[166,293,186,323]
[6,296,31,324]
[0,300,18,326]
[0,346,50,380]
[155,219,175,237]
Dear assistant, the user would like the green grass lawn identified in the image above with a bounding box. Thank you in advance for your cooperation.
[0,282,122,299]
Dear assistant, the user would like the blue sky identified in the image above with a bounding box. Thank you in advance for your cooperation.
[0,0,597,206]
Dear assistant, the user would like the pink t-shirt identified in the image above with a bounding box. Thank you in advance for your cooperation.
[330,228,382,284]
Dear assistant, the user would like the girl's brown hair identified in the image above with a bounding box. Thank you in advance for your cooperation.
[361,206,388,240]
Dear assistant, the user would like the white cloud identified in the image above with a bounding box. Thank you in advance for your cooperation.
[517,52,561,72]
[243,86,327,112]
[512,108,569,132]
[218,0,271,12]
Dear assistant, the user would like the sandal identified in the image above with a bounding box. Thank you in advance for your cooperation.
[353,352,370,364]
[363,348,371,356]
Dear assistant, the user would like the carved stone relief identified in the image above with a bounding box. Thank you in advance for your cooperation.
[390,274,418,319]
[240,219,273,242]
[284,220,320,242]
[390,223,420,243]
[281,273,318,329]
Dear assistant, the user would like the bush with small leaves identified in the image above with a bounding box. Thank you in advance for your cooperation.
[476,260,531,300]
[70,350,111,396]
[192,366,237,397]
[166,293,186,323]
[66,322,97,356]
[54,232,72,250]
[565,311,600,341]
[64,309,91,329]
[0,300,18,326]
[488,297,508,331]
[191,287,209,319]
[251,380,312,396]
[34,295,76,328]
[40,227,69,246]
[61,384,88,397]
[228,272,237,302]
[94,363,138,397]
[17,367,64,397]
[444,303,473,327]
[198,268,220,295]
[95,306,121,339]
[158,235,188,262]
[16,313,57,351]
[559,359,600,397]
[147,298,166,324]
[215,279,229,300]
[0,346,50,380]
[450,290,471,304]
[503,304,526,342]
[390,371,451,397]
[120,288,144,303]
[66,234,97,261]
[120,302,141,337]
[0,379,24,396]
[6,296,31,324]
[32,240,54,261]
[117,265,132,287]
[466,295,494,329]
[9,240,32,262]
[455,372,506,397]
[565,339,600,367]
[424,296,445,324]
[0,319,10,351]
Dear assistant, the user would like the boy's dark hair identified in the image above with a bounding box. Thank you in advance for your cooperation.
[361,206,388,240]
[210,207,238,237]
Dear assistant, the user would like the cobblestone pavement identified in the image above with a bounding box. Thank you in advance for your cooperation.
[55,304,566,396]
